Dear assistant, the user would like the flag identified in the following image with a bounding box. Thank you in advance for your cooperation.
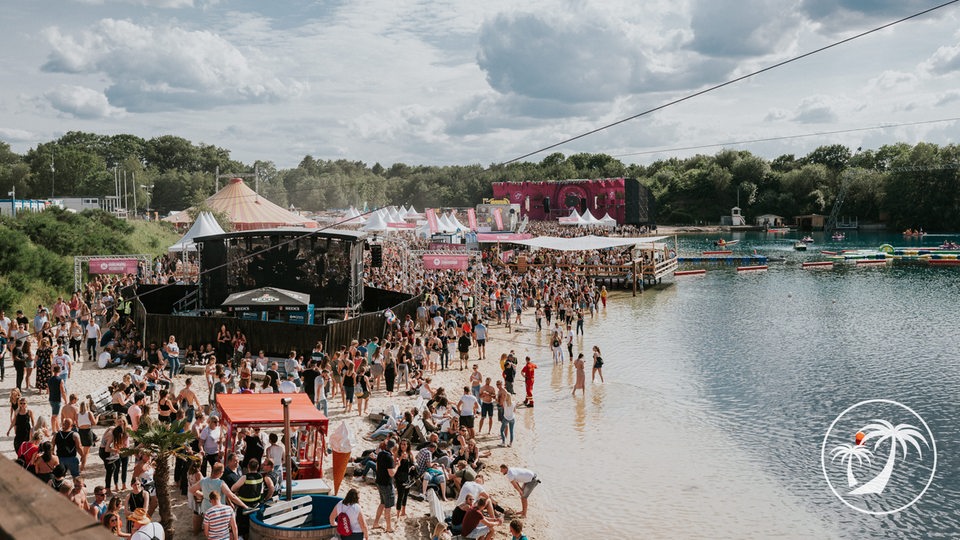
[426,208,439,234]
[493,208,504,230]
[467,208,477,230]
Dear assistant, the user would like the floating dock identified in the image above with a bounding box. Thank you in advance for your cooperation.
[679,255,768,265]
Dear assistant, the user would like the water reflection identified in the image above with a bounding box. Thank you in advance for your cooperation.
[520,232,960,538]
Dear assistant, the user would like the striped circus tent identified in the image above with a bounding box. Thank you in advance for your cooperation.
[164,178,317,231]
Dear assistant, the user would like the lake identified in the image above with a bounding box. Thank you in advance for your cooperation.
[517,231,960,539]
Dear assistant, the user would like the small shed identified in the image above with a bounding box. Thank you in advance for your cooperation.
[755,214,785,227]
[794,214,826,230]
[216,393,329,480]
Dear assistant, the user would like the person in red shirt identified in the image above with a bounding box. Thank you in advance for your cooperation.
[520,357,537,407]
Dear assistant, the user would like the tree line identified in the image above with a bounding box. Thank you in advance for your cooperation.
[1,131,958,229]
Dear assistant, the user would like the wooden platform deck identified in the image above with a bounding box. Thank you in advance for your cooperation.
[0,455,114,539]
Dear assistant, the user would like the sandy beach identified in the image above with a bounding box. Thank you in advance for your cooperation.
[0,319,548,539]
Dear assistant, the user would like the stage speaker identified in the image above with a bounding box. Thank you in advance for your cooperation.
[625,178,653,225]
[370,244,383,267]
[543,197,550,214]
[200,238,228,307]
[580,198,587,213]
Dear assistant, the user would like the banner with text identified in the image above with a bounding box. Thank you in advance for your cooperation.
[422,254,470,270]
[467,208,477,230]
[89,258,139,275]
[493,208,504,230]
[425,208,439,234]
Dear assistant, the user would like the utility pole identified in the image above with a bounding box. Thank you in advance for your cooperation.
[132,171,137,218]
[50,149,55,198]
[8,186,15,218]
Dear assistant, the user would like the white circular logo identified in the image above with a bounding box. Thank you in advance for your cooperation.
[433,257,441,266]
[821,399,936,515]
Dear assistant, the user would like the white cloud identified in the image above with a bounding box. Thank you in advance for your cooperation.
[44,85,123,119]
[864,70,917,93]
[921,44,960,75]
[688,0,802,58]
[41,19,306,112]
[70,0,198,7]
[792,95,840,124]
[0,127,38,143]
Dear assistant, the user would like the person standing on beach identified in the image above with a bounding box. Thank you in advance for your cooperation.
[457,330,471,370]
[502,355,517,395]
[372,439,398,534]
[572,353,586,397]
[473,320,487,361]
[457,386,480,440]
[520,357,537,407]
[600,285,608,308]
[534,304,543,332]
[477,377,497,435]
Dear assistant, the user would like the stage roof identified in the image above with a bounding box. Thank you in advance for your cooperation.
[512,235,668,251]
[164,178,318,230]
[216,393,328,431]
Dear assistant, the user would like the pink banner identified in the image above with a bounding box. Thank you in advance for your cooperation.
[387,222,415,229]
[423,254,470,270]
[493,208,504,230]
[476,233,532,243]
[467,208,477,230]
[89,258,139,275]
[425,209,439,234]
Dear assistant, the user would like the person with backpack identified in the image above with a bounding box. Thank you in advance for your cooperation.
[328,487,367,540]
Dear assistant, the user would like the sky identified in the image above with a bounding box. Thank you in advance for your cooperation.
[3,0,960,169]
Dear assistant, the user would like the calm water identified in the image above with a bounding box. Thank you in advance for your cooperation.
[514,232,960,539]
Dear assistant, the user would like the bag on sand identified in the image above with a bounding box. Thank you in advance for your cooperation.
[335,511,352,536]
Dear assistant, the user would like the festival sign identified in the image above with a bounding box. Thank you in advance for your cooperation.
[425,208,439,234]
[493,208,504,230]
[467,208,478,230]
[89,258,139,275]
[423,254,470,270]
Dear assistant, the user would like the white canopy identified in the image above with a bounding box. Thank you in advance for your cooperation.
[512,235,668,251]
[600,213,617,226]
[581,210,601,224]
[448,211,469,231]
[169,211,226,252]
[363,211,389,231]
[387,207,403,223]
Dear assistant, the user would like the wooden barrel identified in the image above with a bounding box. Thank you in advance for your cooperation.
[249,494,341,540]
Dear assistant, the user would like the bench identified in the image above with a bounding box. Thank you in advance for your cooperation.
[87,386,112,414]
[261,495,314,528]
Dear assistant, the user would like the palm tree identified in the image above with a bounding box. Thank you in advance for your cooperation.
[125,418,198,539]
[830,442,873,487]
[848,419,928,496]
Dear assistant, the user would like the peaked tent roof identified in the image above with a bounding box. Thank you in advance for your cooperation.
[363,211,389,231]
[169,211,226,252]
[164,178,317,231]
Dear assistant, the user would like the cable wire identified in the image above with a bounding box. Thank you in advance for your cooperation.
[501,0,960,165]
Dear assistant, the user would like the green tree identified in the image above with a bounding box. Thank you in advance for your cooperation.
[124,419,197,540]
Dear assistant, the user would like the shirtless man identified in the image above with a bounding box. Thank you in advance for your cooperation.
[177,378,203,423]
[477,378,497,435]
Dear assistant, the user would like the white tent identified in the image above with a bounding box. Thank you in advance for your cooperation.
[169,212,226,252]
[558,208,582,225]
[363,211,389,231]
[341,206,366,225]
[448,211,469,231]
[580,210,601,225]
[599,213,618,227]
[438,214,457,232]
[405,205,424,219]
[387,207,404,223]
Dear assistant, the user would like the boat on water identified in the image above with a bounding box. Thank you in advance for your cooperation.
[831,232,845,241]
[801,236,814,243]
[766,227,790,234]
[903,229,926,237]
[714,239,740,247]
[793,241,807,251]
[941,241,960,249]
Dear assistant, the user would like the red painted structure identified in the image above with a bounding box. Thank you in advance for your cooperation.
[493,178,629,223]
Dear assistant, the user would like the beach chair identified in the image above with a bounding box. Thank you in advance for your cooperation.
[87,387,113,416]
[261,495,314,528]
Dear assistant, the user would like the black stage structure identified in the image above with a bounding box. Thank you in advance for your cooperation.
[133,228,421,356]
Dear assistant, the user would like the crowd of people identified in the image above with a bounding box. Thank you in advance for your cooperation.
[0,217,628,540]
